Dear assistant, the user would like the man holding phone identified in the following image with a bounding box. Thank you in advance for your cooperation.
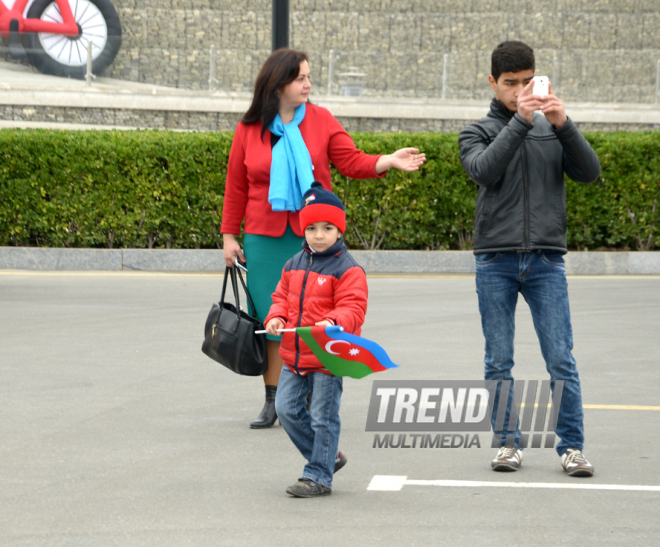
[458,41,601,476]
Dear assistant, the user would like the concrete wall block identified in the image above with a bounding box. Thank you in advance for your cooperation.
[122,249,225,271]
[637,0,660,12]
[642,14,660,49]
[391,13,424,51]
[561,14,590,49]
[325,11,360,49]
[565,251,629,275]
[447,51,478,98]
[0,248,123,271]
[589,14,618,50]
[470,0,502,13]
[473,49,491,93]
[507,13,565,51]
[383,52,419,95]
[508,0,558,12]
[628,252,660,274]
[612,84,642,103]
[412,54,444,94]
[292,0,320,9]
[420,14,452,52]
[221,10,265,51]
[616,14,644,50]
[291,11,327,52]
[450,14,509,52]
[617,51,658,86]
[557,49,586,98]
[412,0,460,12]
[356,12,392,52]
[315,0,352,10]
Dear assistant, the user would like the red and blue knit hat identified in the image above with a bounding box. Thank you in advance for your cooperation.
[299,181,346,233]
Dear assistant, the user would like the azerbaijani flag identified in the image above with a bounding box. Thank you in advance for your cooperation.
[296,325,399,379]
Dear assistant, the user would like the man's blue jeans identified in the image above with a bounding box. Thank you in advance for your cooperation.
[275,366,343,489]
[475,250,585,456]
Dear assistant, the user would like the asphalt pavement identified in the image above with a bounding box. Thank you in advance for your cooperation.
[1,271,659,546]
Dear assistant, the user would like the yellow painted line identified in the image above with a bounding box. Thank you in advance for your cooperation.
[584,404,660,411]
[2,271,659,280]
[367,274,474,278]
[520,403,660,411]
[520,403,660,410]
[0,270,221,277]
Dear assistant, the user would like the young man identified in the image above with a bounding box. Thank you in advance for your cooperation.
[458,41,601,476]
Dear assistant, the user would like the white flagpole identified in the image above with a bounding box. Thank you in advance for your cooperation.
[255,328,297,334]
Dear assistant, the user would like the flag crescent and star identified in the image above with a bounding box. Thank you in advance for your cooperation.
[296,325,399,379]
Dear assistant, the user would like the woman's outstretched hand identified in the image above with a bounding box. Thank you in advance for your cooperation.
[375,148,426,174]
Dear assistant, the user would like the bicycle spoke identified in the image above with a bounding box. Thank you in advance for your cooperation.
[43,13,61,23]
[42,35,67,48]
[79,10,102,28]
[77,3,91,25]
[73,0,80,20]
[57,39,68,60]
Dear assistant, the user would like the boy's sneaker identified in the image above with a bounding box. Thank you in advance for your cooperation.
[491,447,523,471]
[334,451,347,473]
[561,448,594,477]
[286,478,332,498]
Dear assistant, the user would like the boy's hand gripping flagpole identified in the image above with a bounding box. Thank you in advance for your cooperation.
[255,325,399,379]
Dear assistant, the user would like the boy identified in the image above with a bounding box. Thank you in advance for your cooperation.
[265,181,368,497]
[458,41,600,476]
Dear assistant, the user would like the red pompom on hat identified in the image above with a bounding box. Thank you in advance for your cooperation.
[299,181,346,233]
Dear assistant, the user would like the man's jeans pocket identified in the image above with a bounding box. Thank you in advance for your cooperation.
[540,251,566,268]
[475,252,501,266]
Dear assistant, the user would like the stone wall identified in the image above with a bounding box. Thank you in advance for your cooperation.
[103,0,660,102]
[2,104,658,133]
[2,1,659,102]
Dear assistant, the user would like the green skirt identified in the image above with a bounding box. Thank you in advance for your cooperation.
[243,225,304,341]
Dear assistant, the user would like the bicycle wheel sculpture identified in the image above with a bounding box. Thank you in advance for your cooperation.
[20,0,122,79]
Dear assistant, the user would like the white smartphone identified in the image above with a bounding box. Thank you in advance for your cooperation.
[533,75,549,97]
[234,256,248,273]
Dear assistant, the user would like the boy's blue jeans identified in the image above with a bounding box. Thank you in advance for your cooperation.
[276,366,343,489]
[475,250,585,456]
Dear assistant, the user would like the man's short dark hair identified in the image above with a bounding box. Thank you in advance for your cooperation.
[491,41,535,82]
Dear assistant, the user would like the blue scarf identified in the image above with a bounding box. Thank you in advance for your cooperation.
[268,103,315,212]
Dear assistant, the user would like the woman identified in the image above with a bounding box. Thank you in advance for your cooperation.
[221,48,425,428]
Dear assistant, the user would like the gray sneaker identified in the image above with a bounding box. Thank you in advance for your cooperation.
[286,478,332,498]
[491,447,523,471]
[561,448,594,477]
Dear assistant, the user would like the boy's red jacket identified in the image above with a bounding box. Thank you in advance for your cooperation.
[265,239,368,375]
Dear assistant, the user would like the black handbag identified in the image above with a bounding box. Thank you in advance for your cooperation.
[201,266,268,376]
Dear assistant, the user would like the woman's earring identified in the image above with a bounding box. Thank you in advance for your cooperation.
[277,93,280,98]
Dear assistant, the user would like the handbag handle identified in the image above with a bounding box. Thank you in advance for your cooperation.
[234,266,259,318]
[220,265,259,318]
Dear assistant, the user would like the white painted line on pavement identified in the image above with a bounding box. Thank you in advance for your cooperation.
[367,475,660,492]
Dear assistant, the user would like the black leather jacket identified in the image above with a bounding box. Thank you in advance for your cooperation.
[458,99,601,254]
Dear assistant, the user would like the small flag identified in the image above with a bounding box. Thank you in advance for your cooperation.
[296,325,399,379]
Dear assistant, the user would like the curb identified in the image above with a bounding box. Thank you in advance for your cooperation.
[1,248,659,275]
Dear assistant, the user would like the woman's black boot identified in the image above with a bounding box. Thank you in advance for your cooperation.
[250,385,277,429]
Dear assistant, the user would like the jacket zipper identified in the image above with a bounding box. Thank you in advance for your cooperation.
[294,253,313,372]
[521,141,530,250]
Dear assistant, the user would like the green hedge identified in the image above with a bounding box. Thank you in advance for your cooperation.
[1,129,658,251]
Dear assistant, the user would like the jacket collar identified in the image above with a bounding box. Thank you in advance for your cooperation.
[302,237,346,258]
[489,98,516,121]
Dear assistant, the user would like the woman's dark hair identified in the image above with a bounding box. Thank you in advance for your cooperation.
[242,48,309,138]
[491,41,535,82]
